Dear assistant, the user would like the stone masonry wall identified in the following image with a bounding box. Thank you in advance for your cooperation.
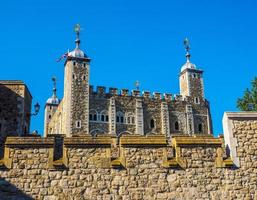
[0,112,256,200]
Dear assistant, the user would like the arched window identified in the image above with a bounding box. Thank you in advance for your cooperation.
[174,121,179,131]
[125,113,135,124]
[89,110,98,122]
[198,124,203,133]
[100,110,109,122]
[150,119,155,129]
[116,112,124,123]
[49,115,52,119]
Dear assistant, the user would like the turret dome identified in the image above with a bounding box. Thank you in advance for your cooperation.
[181,61,196,72]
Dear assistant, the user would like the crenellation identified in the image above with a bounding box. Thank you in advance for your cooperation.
[120,88,129,96]
[131,89,140,97]
[109,87,118,95]
[153,92,162,100]
[164,93,172,101]
[142,91,151,98]
[96,86,106,95]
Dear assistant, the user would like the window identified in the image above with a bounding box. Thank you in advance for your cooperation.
[195,97,200,104]
[150,119,155,129]
[72,74,75,79]
[198,124,203,133]
[100,110,109,122]
[116,112,124,123]
[174,121,179,131]
[49,115,51,119]
[101,115,105,121]
[73,62,76,66]
[83,63,86,68]
[76,120,81,128]
[192,73,196,78]
[89,110,98,122]
[83,75,86,80]
[120,116,124,123]
[132,117,135,124]
[0,123,2,132]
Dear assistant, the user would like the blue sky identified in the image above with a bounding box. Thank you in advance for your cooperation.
[0,0,256,136]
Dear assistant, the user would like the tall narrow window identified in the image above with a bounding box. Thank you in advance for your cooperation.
[49,115,52,119]
[0,123,2,132]
[175,121,179,131]
[73,62,76,66]
[93,114,97,121]
[76,120,81,128]
[89,114,93,121]
[150,119,155,129]
[198,124,203,133]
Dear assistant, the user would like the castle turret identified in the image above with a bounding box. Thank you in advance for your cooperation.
[44,77,60,137]
[179,38,204,104]
[62,24,91,137]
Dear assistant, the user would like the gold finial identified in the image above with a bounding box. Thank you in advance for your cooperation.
[135,80,140,90]
[74,24,81,48]
[183,38,190,62]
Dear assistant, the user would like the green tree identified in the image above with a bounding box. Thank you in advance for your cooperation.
[237,77,257,111]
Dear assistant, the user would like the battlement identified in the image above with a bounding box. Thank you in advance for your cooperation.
[89,85,204,103]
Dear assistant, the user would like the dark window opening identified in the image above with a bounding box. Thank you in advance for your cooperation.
[89,114,93,121]
[120,116,124,123]
[150,119,155,128]
[83,63,86,67]
[77,121,81,128]
[175,121,179,130]
[72,74,75,79]
[116,116,120,123]
[73,62,76,66]
[93,114,97,121]
[101,115,105,121]
[83,75,86,80]
[105,115,109,122]
[49,115,51,119]
[0,123,2,132]
[198,124,203,133]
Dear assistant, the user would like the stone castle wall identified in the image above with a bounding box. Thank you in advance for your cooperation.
[0,81,32,137]
[0,112,256,200]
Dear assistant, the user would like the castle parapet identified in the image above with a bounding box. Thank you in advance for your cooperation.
[153,92,162,100]
[97,86,106,95]
[121,89,129,96]
[132,90,140,97]
[109,87,118,95]
[164,93,172,101]
[142,91,151,98]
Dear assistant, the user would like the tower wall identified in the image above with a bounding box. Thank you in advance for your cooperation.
[63,59,90,136]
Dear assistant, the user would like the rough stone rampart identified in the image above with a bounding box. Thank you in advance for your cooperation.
[0,112,256,199]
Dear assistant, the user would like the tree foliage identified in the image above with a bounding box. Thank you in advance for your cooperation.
[237,77,257,111]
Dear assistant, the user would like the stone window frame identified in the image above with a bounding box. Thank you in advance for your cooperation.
[125,112,135,125]
[100,110,109,123]
[194,97,200,104]
[116,111,124,124]
[89,109,98,122]
[75,120,81,128]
